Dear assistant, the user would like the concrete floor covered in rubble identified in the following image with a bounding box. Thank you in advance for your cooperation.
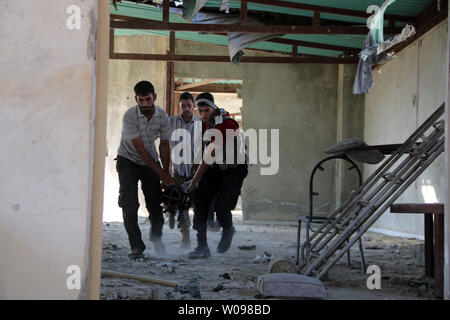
[100,211,441,300]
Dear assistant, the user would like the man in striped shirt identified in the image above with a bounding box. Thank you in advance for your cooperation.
[116,81,176,259]
[169,92,202,249]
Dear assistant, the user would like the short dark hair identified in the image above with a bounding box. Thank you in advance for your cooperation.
[134,81,155,96]
[179,92,195,103]
[196,92,215,107]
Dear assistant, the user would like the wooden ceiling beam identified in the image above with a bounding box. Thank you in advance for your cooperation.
[175,83,243,94]
[176,79,224,91]
[110,20,403,35]
[110,52,359,64]
[241,0,248,25]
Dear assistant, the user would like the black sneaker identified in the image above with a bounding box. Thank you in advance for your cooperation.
[128,249,145,260]
[217,226,235,254]
[188,245,211,259]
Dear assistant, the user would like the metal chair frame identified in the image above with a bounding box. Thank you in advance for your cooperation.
[296,154,366,273]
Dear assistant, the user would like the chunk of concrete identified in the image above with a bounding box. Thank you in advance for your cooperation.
[257,273,327,300]
[268,256,296,274]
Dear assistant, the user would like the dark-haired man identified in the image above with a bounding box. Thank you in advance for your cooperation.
[187,92,248,259]
[116,80,176,259]
[169,92,202,248]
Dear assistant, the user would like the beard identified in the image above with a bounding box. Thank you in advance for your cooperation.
[139,104,155,115]
[182,111,193,119]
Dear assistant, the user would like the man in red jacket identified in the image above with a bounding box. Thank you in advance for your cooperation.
[187,92,248,259]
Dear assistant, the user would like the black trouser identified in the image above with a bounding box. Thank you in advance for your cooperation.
[193,164,248,235]
[171,171,192,231]
[208,197,217,223]
[116,156,164,251]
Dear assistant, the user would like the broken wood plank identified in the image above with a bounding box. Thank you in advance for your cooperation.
[176,79,224,91]
[102,269,178,288]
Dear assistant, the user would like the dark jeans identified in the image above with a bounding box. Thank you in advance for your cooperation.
[208,197,217,223]
[193,164,248,234]
[116,156,163,251]
[171,171,192,231]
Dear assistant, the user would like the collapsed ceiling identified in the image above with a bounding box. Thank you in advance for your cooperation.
[109,0,447,63]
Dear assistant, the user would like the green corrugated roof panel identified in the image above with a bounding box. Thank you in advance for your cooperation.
[293,0,432,24]
[115,29,231,48]
[111,0,434,58]
[110,1,185,22]
[287,0,432,16]
[283,34,366,49]
[205,0,432,17]
[204,0,364,24]
[204,0,432,24]
[112,0,431,25]
[245,39,343,57]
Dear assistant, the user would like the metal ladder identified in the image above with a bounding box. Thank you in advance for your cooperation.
[297,103,445,280]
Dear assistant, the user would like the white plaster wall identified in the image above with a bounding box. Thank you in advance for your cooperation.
[0,0,97,299]
[364,21,448,237]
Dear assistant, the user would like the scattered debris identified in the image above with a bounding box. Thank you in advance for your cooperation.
[103,243,119,251]
[223,282,243,290]
[246,281,256,290]
[238,245,256,251]
[175,278,201,299]
[101,221,439,300]
[156,262,176,273]
[253,252,273,263]
[366,246,384,250]
[220,273,233,280]
[213,284,224,292]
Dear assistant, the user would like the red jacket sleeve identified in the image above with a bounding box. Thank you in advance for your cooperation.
[212,119,239,144]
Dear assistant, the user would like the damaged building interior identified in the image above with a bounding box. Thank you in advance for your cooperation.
[1,0,450,302]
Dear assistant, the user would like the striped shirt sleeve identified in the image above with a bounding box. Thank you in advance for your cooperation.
[122,108,140,140]
[160,110,172,140]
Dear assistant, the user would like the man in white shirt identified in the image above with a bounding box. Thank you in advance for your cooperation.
[116,81,175,259]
